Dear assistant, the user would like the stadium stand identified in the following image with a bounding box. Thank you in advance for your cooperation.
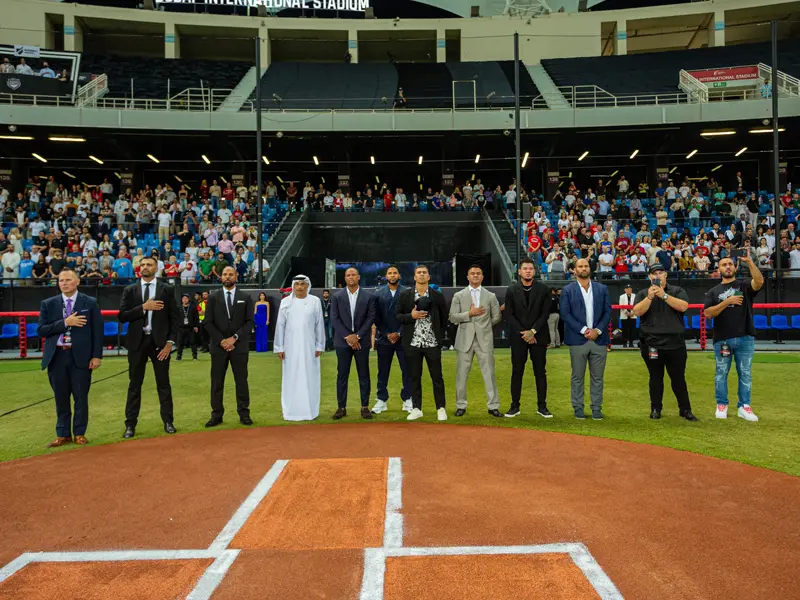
[78,55,253,100]
[542,39,800,98]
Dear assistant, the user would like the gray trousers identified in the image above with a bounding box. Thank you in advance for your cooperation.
[547,313,560,346]
[455,339,500,410]
[568,342,607,411]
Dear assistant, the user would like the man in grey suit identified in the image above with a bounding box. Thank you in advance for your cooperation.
[448,264,503,417]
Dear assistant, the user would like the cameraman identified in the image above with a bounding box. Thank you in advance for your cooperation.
[632,264,697,421]
[545,242,568,280]
[703,255,763,422]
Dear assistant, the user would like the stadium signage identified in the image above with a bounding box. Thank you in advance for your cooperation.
[155,0,370,11]
[687,66,759,85]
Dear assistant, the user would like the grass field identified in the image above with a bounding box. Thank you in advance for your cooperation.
[1,349,798,475]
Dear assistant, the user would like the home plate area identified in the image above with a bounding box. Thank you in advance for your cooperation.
[0,457,622,600]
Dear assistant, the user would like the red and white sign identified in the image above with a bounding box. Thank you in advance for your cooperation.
[687,66,759,84]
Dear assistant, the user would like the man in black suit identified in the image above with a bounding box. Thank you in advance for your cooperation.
[330,266,376,420]
[396,265,449,421]
[39,268,103,448]
[118,256,180,438]
[176,293,200,361]
[203,265,255,427]
[504,257,553,419]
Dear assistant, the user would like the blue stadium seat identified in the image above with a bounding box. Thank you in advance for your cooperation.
[691,315,701,330]
[103,322,119,336]
[121,323,129,336]
[683,316,690,329]
[25,323,39,338]
[792,315,800,330]
[770,315,790,331]
[0,324,19,340]
[753,315,769,330]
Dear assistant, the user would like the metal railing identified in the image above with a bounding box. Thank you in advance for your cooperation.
[678,69,708,103]
[76,74,108,107]
[758,62,800,97]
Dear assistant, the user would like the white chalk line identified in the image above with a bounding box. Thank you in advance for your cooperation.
[185,549,240,600]
[383,457,403,549]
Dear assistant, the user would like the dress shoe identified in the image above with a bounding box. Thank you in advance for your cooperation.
[360,407,373,420]
[332,408,347,420]
[487,409,502,417]
[240,416,254,426]
[681,410,699,422]
[74,435,90,445]
[205,418,223,428]
[650,409,662,420]
[454,408,466,417]
[164,422,177,434]
[46,436,73,448]
[123,426,135,439]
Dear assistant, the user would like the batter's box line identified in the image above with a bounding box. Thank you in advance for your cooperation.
[359,543,624,600]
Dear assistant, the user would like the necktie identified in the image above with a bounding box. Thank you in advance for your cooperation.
[143,283,151,331]
[60,298,73,346]
[227,291,233,318]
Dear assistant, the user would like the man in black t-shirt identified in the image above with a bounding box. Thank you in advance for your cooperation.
[633,265,697,421]
[703,255,764,422]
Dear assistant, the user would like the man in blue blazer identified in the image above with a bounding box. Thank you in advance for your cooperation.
[330,266,376,420]
[371,265,412,415]
[39,267,103,448]
[560,258,612,420]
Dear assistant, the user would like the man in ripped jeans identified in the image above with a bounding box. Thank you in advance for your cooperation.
[703,255,764,422]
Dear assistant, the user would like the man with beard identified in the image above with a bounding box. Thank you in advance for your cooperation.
[203,266,255,427]
[503,258,553,418]
[560,258,611,420]
[371,265,413,415]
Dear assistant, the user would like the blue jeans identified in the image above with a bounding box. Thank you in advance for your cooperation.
[713,335,754,407]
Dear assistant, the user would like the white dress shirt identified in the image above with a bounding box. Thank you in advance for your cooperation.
[469,285,482,308]
[578,282,594,334]
[347,287,359,328]
[141,279,156,332]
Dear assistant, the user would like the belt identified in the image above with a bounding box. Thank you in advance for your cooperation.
[57,345,72,351]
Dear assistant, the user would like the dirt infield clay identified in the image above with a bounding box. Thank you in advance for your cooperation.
[1,424,799,599]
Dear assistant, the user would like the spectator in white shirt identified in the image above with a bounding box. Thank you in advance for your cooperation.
[505,185,517,215]
[665,183,678,202]
[617,176,629,198]
[15,59,33,75]
[323,192,334,212]
[0,58,14,74]
[157,208,172,242]
[678,182,691,199]
[395,188,407,212]
[237,183,248,201]
[179,252,197,283]
[217,203,232,225]
[100,178,113,199]
[598,247,615,276]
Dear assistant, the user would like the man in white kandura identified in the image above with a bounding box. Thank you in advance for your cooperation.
[273,275,326,421]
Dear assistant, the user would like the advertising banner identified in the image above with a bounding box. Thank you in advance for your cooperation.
[686,66,760,88]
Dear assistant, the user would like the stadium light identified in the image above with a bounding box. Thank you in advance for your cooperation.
[114,172,121,179]
[62,171,76,179]
[735,147,747,157]
[32,153,47,163]
[220,176,228,184]
[749,127,785,134]
[370,156,375,165]
[321,177,325,184]
[475,154,480,164]
[521,152,529,168]
[686,149,698,159]
[609,170,619,177]
[175,176,183,183]
[262,156,269,165]
[711,165,723,172]
[202,155,211,164]
[147,154,160,163]
[418,156,423,165]
[276,176,283,183]
[48,136,85,142]
[89,155,104,164]
[0,134,33,140]
[669,166,677,174]
[313,156,319,165]
[578,151,589,161]
[700,130,735,137]
[417,175,421,182]
[629,149,639,159]
[375,176,380,183]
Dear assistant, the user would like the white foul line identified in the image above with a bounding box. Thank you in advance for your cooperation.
[208,459,289,552]
[568,543,624,600]
[383,457,403,549]
[0,554,33,585]
[185,549,240,600]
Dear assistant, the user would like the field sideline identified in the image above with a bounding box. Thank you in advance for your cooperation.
[1,349,798,474]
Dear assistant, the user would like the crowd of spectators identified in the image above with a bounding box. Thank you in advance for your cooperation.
[519,175,800,279]
[0,175,270,286]
[0,56,69,81]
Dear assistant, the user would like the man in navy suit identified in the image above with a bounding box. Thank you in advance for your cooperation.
[330,267,376,420]
[560,258,612,420]
[39,267,103,448]
[371,265,412,415]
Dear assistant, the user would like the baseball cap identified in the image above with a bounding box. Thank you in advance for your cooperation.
[649,264,666,274]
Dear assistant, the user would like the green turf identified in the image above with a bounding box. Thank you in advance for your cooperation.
[1,349,798,475]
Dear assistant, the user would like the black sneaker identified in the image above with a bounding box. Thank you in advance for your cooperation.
[504,404,521,418]
[537,407,553,418]
[574,409,586,420]
[591,409,604,421]
[650,409,661,420]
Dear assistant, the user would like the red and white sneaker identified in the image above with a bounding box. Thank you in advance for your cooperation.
[715,404,728,419]
[737,405,759,422]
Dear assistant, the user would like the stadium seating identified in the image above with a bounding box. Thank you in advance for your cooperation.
[753,314,769,331]
[79,54,253,100]
[542,39,800,99]
[792,315,800,330]
[0,324,19,343]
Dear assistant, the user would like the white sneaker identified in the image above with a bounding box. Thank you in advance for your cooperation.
[437,408,448,421]
[402,400,413,413]
[737,405,759,422]
[407,408,424,421]
[371,400,388,414]
[715,404,728,419]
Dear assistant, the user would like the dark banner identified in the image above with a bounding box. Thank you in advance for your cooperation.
[0,73,70,97]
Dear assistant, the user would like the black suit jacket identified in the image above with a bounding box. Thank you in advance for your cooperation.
[118,279,180,350]
[203,288,254,354]
[396,287,448,349]
[504,281,552,347]
[330,287,376,350]
[39,292,103,370]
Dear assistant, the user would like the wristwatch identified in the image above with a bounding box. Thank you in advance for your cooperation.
[167,340,175,346]
[663,293,670,301]
[233,334,239,341]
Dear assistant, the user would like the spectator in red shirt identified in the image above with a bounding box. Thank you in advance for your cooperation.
[383,189,394,212]
[614,254,629,274]
[222,183,235,202]
[615,235,631,255]
[528,231,542,255]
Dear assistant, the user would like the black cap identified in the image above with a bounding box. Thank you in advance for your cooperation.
[181,293,190,299]
[624,282,633,289]
[649,264,666,274]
